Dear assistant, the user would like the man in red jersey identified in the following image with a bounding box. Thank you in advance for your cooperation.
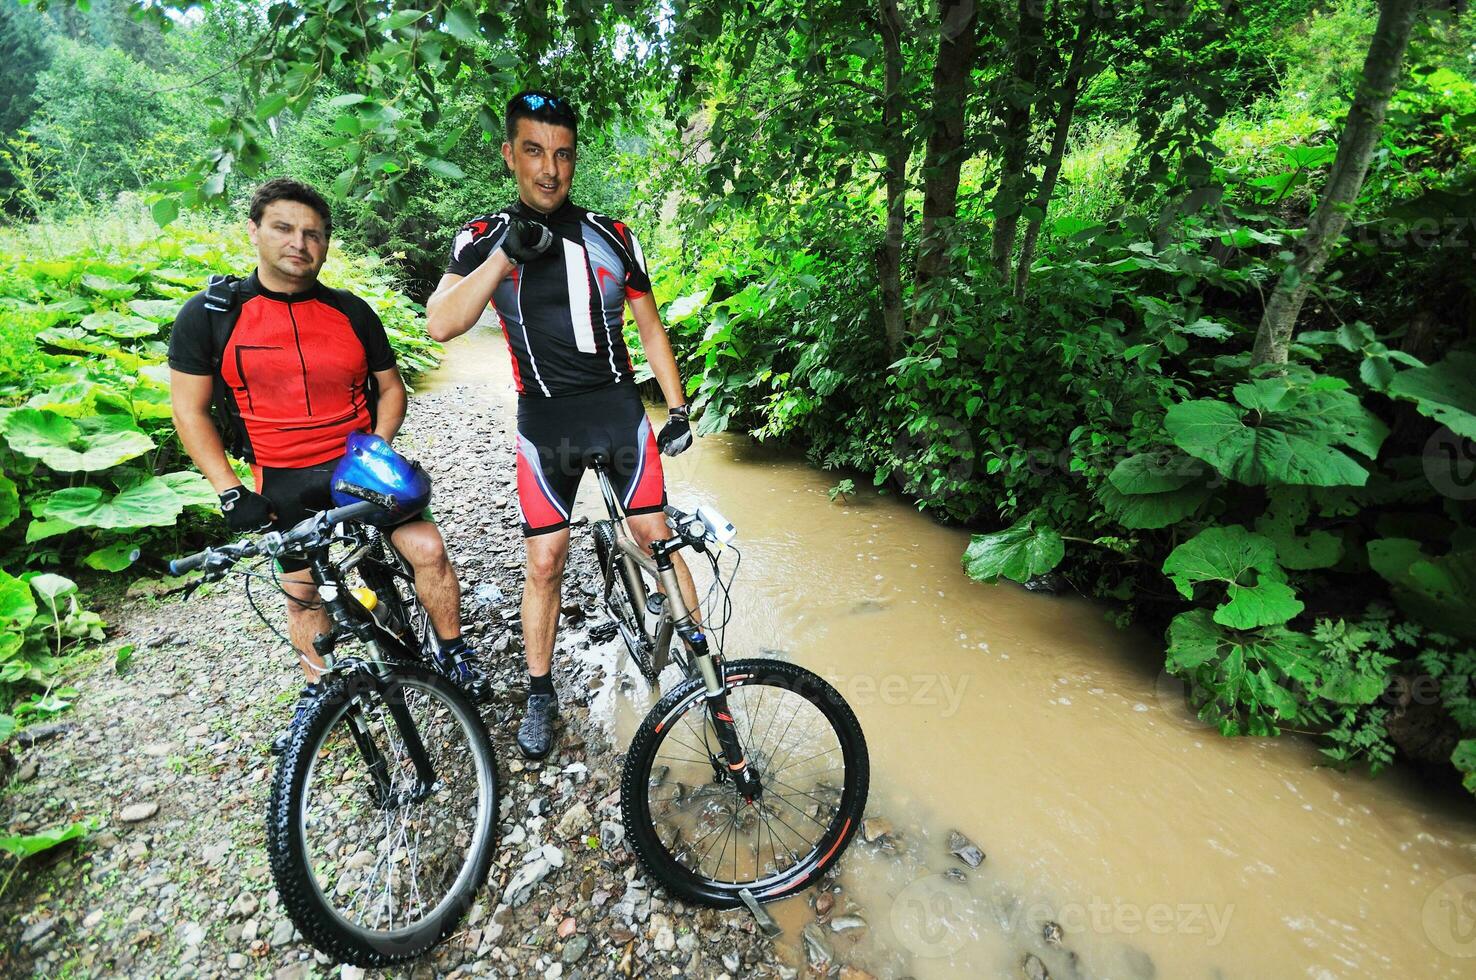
[169,178,485,751]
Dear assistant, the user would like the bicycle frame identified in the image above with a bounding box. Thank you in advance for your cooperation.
[592,465,762,800]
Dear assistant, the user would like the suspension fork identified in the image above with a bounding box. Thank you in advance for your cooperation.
[309,554,439,803]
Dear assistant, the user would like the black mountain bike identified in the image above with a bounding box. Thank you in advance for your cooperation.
[585,453,869,907]
[169,493,499,967]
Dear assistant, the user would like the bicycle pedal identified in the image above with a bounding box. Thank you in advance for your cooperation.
[589,621,618,642]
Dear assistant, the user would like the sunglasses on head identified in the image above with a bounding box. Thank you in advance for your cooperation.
[519,93,566,111]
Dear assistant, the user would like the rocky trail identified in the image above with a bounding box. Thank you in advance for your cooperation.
[0,381,810,979]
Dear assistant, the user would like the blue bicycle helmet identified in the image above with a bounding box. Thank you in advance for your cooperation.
[331,432,432,525]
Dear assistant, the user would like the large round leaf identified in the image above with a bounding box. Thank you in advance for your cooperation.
[0,569,37,631]
[80,273,138,300]
[41,479,184,530]
[962,518,1065,584]
[1386,352,1476,441]
[159,471,220,510]
[3,409,155,472]
[0,472,18,532]
[80,311,158,339]
[1162,525,1304,628]
[127,299,181,322]
[1165,398,1372,487]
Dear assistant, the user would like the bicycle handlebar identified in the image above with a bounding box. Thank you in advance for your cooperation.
[167,499,384,577]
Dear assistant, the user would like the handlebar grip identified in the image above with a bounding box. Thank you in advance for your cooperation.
[168,551,210,575]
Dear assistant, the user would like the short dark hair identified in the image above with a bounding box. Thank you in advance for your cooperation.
[505,90,578,143]
[249,178,332,237]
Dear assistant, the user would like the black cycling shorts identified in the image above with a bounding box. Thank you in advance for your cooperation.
[515,384,666,537]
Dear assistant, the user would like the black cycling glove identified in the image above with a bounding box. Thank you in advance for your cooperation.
[657,406,693,457]
[219,485,274,533]
[501,217,555,265]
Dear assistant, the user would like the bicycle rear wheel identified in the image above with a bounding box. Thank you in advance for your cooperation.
[267,665,499,966]
[621,658,868,907]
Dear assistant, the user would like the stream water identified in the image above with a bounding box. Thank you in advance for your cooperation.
[421,326,1476,979]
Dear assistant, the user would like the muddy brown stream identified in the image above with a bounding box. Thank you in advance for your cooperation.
[423,326,1476,978]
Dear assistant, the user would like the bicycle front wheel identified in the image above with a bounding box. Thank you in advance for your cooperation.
[621,658,868,907]
[266,665,499,966]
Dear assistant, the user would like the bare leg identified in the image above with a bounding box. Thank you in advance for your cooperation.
[521,529,570,675]
[625,510,703,627]
[282,568,328,684]
[388,520,461,640]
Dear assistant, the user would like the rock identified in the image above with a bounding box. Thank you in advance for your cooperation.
[944,868,968,883]
[16,757,38,782]
[82,910,104,930]
[241,919,259,943]
[948,830,984,867]
[860,816,892,842]
[1022,573,1065,594]
[650,914,676,952]
[502,854,556,906]
[21,917,56,944]
[227,953,248,969]
[599,820,624,850]
[609,922,635,944]
[562,935,589,963]
[269,918,296,947]
[556,801,592,837]
[1042,920,1064,947]
[829,915,866,933]
[230,892,259,919]
[801,923,833,970]
[722,951,741,973]
[179,921,205,946]
[839,969,877,980]
[558,916,577,939]
[1022,953,1050,980]
[815,892,835,917]
[120,802,159,823]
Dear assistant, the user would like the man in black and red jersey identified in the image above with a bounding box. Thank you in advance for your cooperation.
[169,178,485,750]
[426,91,697,760]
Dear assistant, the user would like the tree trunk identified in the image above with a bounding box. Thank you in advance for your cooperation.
[1250,0,1420,366]
[910,0,978,334]
[1013,4,1098,301]
[989,0,1044,278]
[876,0,908,356]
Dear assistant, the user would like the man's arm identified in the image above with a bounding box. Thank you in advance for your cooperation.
[425,253,515,342]
[169,370,243,493]
[628,293,687,410]
[372,367,408,442]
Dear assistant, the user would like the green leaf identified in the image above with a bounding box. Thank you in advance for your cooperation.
[1097,480,1211,530]
[84,541,142,572]
[962,518,1065,584]
[255,93,289,120]
[1368,539,1476,639]
[424,157,466,179]
[0,472,18,532]
[665,289,711,324]
[25,518,77,543]
[29,573,78,611]
[0,820,90,860]
[1385,352,1476,440]
[80,274,137,300]
[1316,669,1388,705]
[385,9,426,29]
[3,410,155,472]
[127,299,180,322]
[1107,452,1205,494]
[0,570,38,631]
[1255,488,1343,571]
[444,5,480,41]
[1164,397,1374,487]
[1452,740,1476,796]
[42,479,184,530]
[158,471,219,510]
[1162,525,1303,627]
[326,93,367,109]
[81,311,158,339]
[151,196,179,228]
[1165,609,1317,727]
[114,643,135,675]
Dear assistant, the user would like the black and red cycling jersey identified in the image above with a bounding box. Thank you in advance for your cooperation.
[445,199,652,398]
[168,271,395,469]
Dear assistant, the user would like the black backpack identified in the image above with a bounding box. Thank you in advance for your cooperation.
[197,274,380,458]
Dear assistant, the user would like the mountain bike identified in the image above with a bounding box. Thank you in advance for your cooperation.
[584,452,869,907]
[168,493,499,967]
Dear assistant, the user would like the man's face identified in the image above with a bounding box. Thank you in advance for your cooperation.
[502,119,576,214]
[247,200,329,285]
